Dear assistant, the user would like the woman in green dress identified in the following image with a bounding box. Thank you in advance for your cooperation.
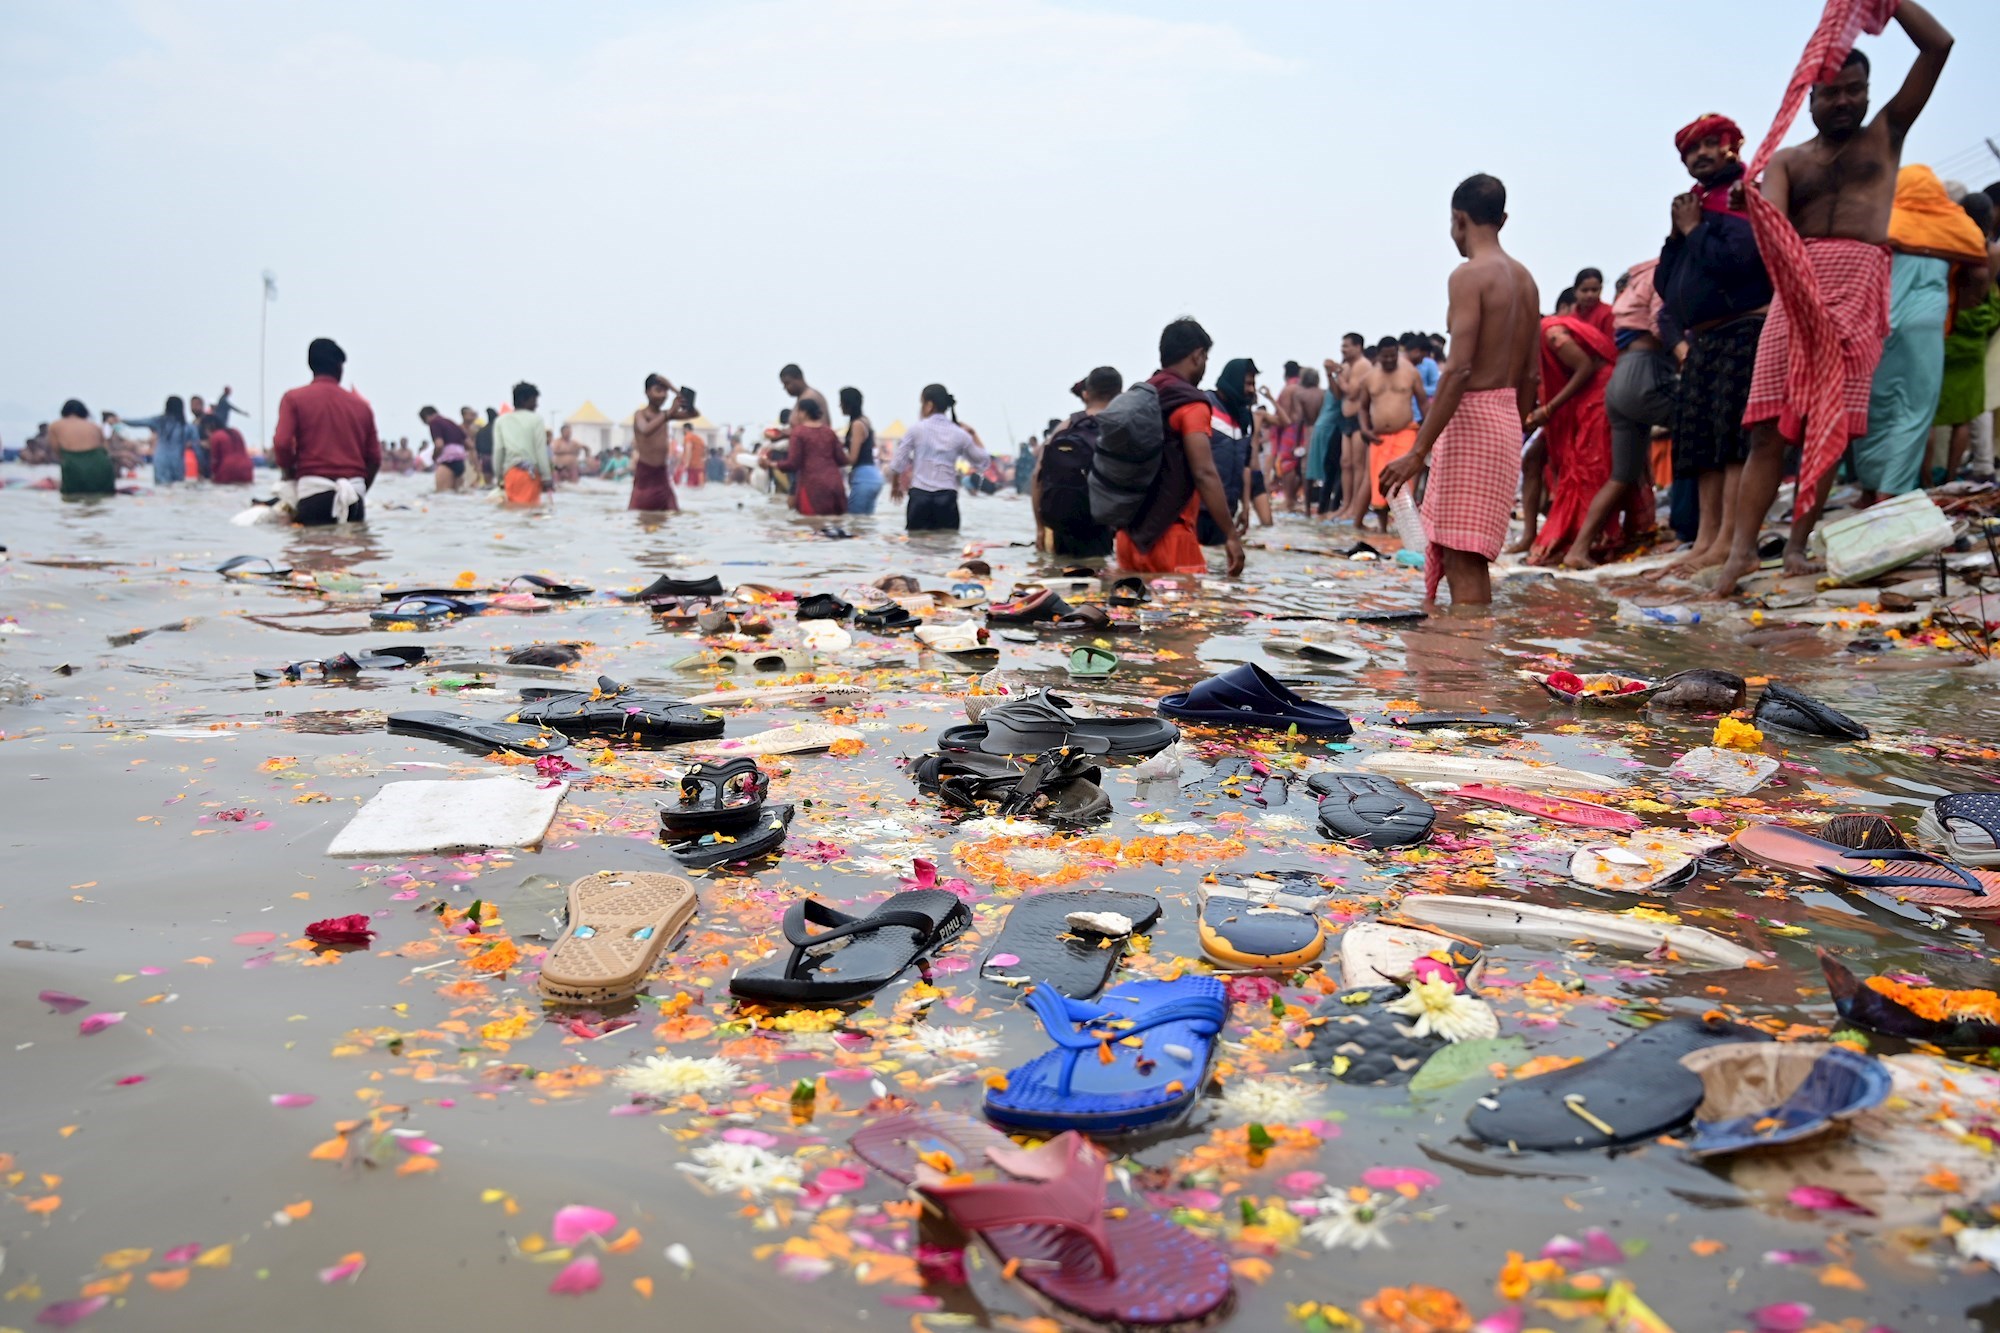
[50,400,115,496]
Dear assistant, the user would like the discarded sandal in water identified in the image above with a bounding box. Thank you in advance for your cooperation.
[1467,1015,1770,1151]
[667,803,793,870]
[1308,771,1434,847]
[978,890,1162,998]
[1157,663,1353,737]
[512,677,724,740]
[1916,792,2000,867]
[938,688,1179,759]
[658,757,769,836]
[1754,682,1870,740]
[1679,1041,1892,1158]
[385,710,569,755]
[1197,879,1325,969]
[728,889,970,1003]
[622,572,724,602]
[984,976,1226,1133]
[538,871,698,1004]
[910,748,1110,825]
[1728,823,2000,916]
[849,1110,1235,1333]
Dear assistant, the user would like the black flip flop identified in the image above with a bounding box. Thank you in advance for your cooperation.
[259,645,430,680]
[1754,683,1870,740]
[1107,577,1150,606]
[1466,1015,1771,1151]
[371,595,486,626]
[386,710,569,755]
[1308,772,1435,848]
[856,603,920,632]
[622,573,725,602]
[986,589,1074,625]
[660,757,770,836]
[216,555,293,580]
[511,676,723,740]
[978,890,1163,998]
[797,593,855,621]
[668,803,793,869]
[1308,985,1447,1087]
[1389,711,1525,731]
[938,689,1180,760]
[504,574,593,599]
[728,889,971,1003]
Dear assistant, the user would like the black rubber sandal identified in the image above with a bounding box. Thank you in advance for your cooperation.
[1466,1015,1770,1151]
[511,676,723,740]
[728,889,971,1003]
[977,890,1163,997]
[622,573,725,602]
[660,757,770,836]
[1308,772,1436,848]
[385,710,569,755]
[668,803,793,870]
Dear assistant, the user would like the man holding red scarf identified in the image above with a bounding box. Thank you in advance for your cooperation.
[1707,0,1953,599]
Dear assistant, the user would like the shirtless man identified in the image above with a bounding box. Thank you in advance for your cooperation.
[1272,362,1320,513]
[1352,337,1429,529]
[1709,0,1952,598]
[1328,333,1369,522]
[775,364,829,443]
[1379,174,1540,610]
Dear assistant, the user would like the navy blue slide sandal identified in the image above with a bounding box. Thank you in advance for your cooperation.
[1157,663,1352,737]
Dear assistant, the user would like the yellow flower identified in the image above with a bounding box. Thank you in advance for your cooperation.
[1712,716,1763,751]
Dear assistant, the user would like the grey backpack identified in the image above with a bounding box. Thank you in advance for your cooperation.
[1086,383,1163,530]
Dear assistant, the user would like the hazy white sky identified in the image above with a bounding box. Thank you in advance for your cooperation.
[4,0,1997,449]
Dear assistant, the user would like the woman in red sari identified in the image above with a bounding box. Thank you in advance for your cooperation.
[1526,308,1618,565]
[767,398,849,516]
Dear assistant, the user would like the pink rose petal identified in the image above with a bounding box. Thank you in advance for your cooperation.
[1787,1185,1873,1215]
[35,1296,109,1328]
[1279,1171,1325,1196]
[39,990,89,1015]
[78,1012,124,1036]
[317,1254,366,1284]
[161,1243,201,1265]
[232,931,278,946]
[1751,1302,1813,1333]
[814,1167,867,1195]
[548,1254,602,1295]
[551,1204,618,1247]
[115,1075,147,1087]
[270,1093,316,1109]
[1362,1166,1442,1193]
[987,953,1020,968]
[720,1128,778,1147]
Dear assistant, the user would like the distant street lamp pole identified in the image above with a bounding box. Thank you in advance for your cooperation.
[260,270,277,455]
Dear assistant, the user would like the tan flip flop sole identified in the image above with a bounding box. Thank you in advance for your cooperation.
[538,870,698,1004]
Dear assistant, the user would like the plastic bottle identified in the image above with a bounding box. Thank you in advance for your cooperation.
[1389,488,1427,552]
[1616,600,1702,626]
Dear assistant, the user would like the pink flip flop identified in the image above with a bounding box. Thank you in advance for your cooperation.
[1454,784,1644,830]
[851,1110,1233,1332]
[1730,823,2000,917]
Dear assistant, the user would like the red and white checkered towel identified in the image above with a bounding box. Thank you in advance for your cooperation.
[1741,0,1902,501]
[1420,388,1522,602]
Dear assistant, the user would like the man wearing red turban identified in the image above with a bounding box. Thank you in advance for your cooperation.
[1653,112,1773,577]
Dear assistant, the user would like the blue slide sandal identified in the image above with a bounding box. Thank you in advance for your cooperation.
[371,595,487,627]
[985,976,1227,1133]
[1157,663,1352,737]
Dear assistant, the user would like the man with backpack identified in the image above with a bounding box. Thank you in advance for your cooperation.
[1032,366,1121,559]
[1088,318,1246,577]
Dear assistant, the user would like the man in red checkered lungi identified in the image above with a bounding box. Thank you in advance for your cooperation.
[1379,174,1541,610]
[1708,0,1953,599]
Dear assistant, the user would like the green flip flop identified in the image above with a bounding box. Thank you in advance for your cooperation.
[1066,646,1118,678]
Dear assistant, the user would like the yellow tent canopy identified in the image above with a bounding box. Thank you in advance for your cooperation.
[880,418,908,440]
[564,400,611,426]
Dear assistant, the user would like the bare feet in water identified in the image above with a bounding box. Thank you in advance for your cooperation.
[1782,548,1824,578]
[1502,534,1535,556]
[1559,546,1598,571]
[1704,554,1758,599]
[1648,544,1718,581]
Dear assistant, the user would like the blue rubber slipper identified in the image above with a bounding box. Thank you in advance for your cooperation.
[371,595,487,626]
[984,976,1226,1133]
[1157,663,1352,737]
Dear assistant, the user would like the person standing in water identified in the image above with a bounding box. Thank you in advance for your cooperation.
[50,400,115,496]
[1379,174,1541,610]
[766,397,849,515]
[630,373,696,512]
[839,387,884,515]
[1709,2,1953,598]
[272,337,379,525]
[890,383,987,533]
[119,396,201,485]
[492,382,553,507]
[418,406,468,492]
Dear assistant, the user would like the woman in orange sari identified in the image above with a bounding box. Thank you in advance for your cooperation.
[1526,309,1618,565]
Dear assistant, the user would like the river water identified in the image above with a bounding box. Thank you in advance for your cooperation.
[3,467,1998,1332]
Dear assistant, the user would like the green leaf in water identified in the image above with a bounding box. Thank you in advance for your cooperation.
[1408,1036,1529,1094]
[1245,1122,1275,1151]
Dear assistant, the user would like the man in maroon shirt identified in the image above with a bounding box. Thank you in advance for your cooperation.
[273,338,381,524]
